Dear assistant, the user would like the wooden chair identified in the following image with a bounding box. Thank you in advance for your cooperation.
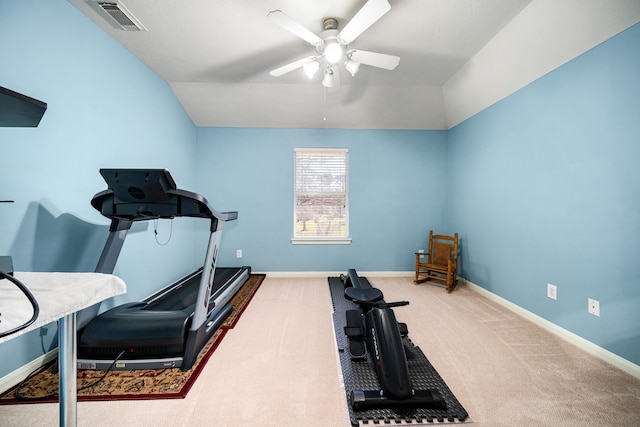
[414,231,459,292]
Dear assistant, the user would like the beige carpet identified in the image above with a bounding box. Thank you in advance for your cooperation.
[0,275,639,426]
[374,277,640,426]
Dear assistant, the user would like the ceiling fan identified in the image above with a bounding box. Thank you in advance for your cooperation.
[268,0,400,90]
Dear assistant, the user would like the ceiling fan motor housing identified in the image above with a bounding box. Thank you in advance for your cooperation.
[323,17,338,31]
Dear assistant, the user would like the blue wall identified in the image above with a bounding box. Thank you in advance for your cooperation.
[0,0,198,377]
[195,128,449,271]
[448,23,640,365]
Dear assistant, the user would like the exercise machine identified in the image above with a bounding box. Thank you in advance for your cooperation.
[341,269,446,411]
[76,169,250,371]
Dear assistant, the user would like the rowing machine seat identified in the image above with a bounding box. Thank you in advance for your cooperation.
[344,287,383,304]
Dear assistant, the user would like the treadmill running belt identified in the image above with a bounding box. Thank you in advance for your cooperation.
[144,268,239,311]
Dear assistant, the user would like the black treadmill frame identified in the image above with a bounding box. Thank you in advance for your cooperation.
[76,169,248,371]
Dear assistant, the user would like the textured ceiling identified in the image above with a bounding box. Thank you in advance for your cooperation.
[67,0,640,129]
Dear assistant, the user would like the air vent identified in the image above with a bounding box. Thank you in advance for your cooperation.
[89,1,147,31]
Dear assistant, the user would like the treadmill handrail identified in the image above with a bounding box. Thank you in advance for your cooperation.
[91,187,237,222]
[90,168,237,223]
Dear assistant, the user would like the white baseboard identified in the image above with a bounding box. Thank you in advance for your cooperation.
[0,349,57,395]
[255,271,415,278]
[461,278,640,380]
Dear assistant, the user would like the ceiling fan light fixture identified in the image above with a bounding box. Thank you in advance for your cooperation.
[267,0,399,91]
[322,68,335,88]
[303,61,320,78]
[345,59,360,76]
[324,42,344,64]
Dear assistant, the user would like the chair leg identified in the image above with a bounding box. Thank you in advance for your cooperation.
[445,271,458,293]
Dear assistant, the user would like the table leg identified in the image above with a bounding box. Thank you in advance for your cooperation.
[58,313,77,427]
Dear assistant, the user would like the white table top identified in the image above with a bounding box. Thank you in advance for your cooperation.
[0,272,126,344]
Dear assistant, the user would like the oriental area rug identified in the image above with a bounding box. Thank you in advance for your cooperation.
[0,274,265,404]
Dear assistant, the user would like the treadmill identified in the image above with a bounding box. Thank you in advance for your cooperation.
[76,169,250,371]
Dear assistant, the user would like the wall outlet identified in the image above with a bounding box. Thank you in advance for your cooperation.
[418,249,425,259]
[588,298,600,317]
[236,249,242,259]
[547,283,557,300]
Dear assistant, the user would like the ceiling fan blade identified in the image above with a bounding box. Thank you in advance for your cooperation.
[267,10,323,47]
[337,0,391,45]
[270,56,317,77]
[349,50,400,70]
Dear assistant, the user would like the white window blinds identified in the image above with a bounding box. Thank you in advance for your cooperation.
[293,148,350,243]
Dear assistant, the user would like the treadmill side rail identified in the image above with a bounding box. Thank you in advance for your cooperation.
[192,220,224,329]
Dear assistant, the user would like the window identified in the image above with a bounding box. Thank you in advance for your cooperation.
[292,148,350,244]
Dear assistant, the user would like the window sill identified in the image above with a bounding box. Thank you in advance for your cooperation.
[291,237,352,245]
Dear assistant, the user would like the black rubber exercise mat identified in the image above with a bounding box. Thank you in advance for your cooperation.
[328,276,469,425]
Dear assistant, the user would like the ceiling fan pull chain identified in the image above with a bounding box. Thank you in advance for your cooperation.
[323,87,327,123]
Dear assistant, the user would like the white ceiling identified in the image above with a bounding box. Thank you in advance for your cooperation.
[67,0,640,129]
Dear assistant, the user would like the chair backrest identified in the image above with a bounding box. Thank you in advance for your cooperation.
[428,231,458,266]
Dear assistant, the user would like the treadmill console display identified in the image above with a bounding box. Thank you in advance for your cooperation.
[100,169,177,203]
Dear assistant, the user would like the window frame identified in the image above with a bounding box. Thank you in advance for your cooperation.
[291,148,351,245]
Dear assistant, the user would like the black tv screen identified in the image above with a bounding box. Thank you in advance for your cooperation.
[0,86,47,127]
